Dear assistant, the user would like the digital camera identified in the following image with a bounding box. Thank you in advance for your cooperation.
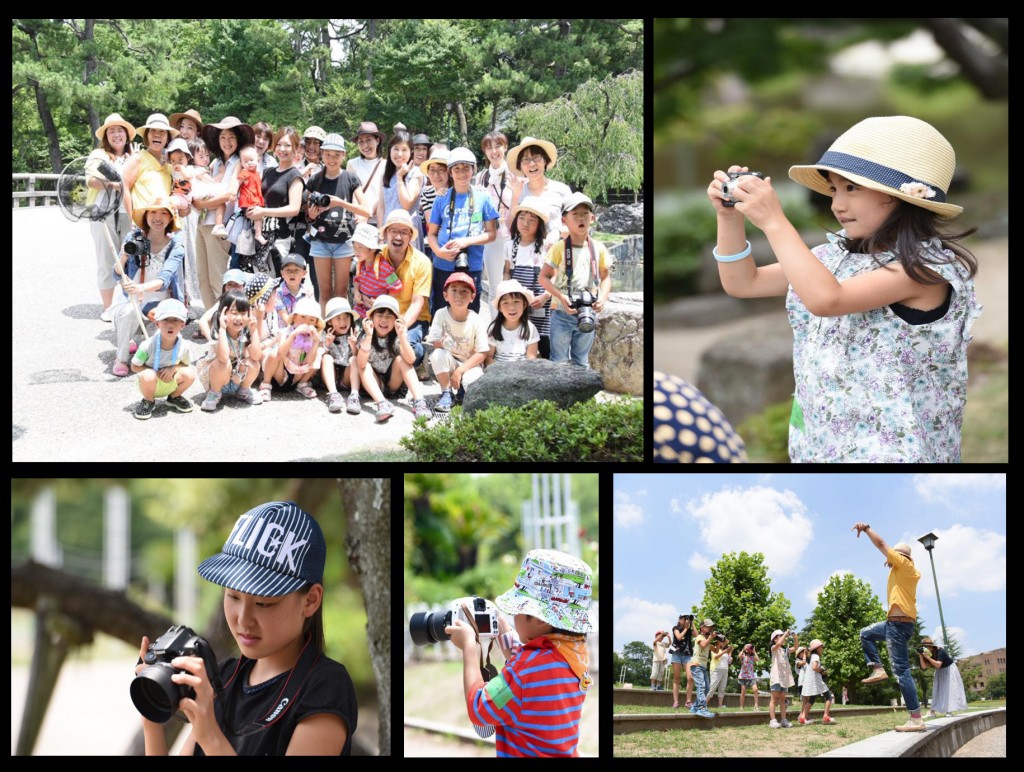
[721,171,765,207]
[130,625,220,723]
[123,232,151,261]
[409,596,500,646]
[453,252,470,271]
[570,290,597,333]
[302,189,331,209]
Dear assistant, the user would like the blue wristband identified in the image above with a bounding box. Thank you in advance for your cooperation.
[713,240,752,262]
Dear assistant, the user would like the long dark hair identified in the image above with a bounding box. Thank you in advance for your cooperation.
[210,290,252,343]
[382,130,412,189]
[297,583,325,655]
[488,292,531,342]
[839,202,978,285]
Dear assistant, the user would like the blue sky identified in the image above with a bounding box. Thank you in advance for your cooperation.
[613,473,1006,658]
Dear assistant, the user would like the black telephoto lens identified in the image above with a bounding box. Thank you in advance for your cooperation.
[130,664,182,723]
[409,610,452,646]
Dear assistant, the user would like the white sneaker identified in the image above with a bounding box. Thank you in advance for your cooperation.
[769,719,781,729]
[100,307,113,322]
[894,716,926,732]
[211,224,228,239]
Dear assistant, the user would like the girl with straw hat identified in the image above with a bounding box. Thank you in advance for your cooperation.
[707,115,981,463]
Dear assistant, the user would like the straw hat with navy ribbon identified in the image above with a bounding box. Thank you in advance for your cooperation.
[197,502,326,597]
[788,116,963,219]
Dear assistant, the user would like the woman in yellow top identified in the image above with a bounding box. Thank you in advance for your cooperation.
[852,523,924,732]
[122,113,182,226]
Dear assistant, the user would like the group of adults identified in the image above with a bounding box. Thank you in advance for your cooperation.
[85,108,581,375]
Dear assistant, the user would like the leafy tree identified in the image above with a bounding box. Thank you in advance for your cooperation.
[694,551,795,660]
[618,640,653,686]
[985,672,1005,700]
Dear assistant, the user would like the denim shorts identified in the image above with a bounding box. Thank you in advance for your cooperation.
[670,651,692,666]
[309,239,354,259]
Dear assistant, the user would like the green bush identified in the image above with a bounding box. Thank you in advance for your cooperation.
[400,398,643,461]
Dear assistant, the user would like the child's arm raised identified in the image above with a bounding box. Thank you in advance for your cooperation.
[708,167,789,299]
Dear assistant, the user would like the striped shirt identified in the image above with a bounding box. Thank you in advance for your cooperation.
[466,635,586,757]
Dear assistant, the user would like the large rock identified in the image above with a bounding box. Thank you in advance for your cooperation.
[597,202,643,234]
[590,292,643,395]
[463,359,603,414]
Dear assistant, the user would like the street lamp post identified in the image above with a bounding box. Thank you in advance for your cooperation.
[918,532,950,649]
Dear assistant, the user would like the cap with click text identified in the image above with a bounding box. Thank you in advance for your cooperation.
[197,501,326,596]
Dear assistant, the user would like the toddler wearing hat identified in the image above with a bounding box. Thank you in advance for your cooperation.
[320,297,362,414]
[445,548,594,757]
[130,298,196,420]
[427,272,490,412]
[262,297,324,399]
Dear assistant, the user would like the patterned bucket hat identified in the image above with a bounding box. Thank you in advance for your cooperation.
[494,549,595,634]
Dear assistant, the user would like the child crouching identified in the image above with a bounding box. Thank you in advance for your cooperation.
[131,298,196,420]
[199,290,263,411]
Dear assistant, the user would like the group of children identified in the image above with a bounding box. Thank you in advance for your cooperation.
[653,621,837,726]
[126,185,609,421]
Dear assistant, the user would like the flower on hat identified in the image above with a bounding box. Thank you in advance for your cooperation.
[899,182,937,200]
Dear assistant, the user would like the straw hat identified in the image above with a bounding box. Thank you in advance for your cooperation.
[303,126,327,142]
[788,116,962,218]
[419,147,449,177]
[132,197,181,231]
[95,113,137,142]
[201,117,256,156]
[168,109,203,131]
[507,136,558,172]
[808,639,824,654]
[492,278,536,310]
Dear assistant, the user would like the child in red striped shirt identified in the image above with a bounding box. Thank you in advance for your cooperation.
[350,222,402,317]
[446,549,594,757]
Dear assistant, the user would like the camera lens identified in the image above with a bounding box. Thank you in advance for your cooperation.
[130,664,182,723]
[409,610,451,646]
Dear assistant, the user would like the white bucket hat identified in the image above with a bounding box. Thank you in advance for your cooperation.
[788,115,963,218]
[494,549,595,634]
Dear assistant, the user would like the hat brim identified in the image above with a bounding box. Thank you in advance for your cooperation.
[96,120,137,142]
[132,204,181,232]
[508,138,558,172]
[788,164,962,218]
[197,552,307,597]
[510,203,549,224]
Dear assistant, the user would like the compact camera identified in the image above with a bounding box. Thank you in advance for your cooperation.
[123,232,151,261]
[570,290,597,333]
[721,171,765,207]
[409,596,500,646]
[130,625,221,723]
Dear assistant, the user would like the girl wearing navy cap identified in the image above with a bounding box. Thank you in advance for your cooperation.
[134,502,357,755]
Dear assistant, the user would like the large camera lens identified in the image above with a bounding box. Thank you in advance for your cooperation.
[409,610,451,646]
[131,664,183,723]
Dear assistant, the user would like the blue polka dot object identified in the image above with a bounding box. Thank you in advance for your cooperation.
[653,370,747,463]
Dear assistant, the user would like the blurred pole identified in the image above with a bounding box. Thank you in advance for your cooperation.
[103,485,130,590]
[30,487,61,567]
[176,528,197,625]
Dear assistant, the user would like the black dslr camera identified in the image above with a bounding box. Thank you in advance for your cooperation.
[130,625,221,723]
[302,189,331,209]
[916,646,928,654]
[123,232,151,262]
[570,290,597,333]
[721,171,765,207]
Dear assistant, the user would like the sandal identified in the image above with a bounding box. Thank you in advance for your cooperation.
[295,382,317,398]
[259,383,272,402]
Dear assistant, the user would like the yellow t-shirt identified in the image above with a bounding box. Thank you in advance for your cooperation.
[544,236,613,311]
[384,245,433,323]
[886,547,921,618]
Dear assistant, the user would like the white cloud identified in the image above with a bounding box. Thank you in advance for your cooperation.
[929,624,969,653]
[806,570,854,604]
[685,486,814,576]
[912,473,1005,503]
[670,497,682,514]
[635,489,648,497]
[688,551,711,572]
[614,595,678,651]
[915,524,1005,597]
[614,491,645,528]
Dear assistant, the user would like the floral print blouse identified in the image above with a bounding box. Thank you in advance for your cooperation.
[787,232,981,462]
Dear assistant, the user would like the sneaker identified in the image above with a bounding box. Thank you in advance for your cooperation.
[201,390,222,412]
[133,399,155,420]
[234,387,262,405]
[798,716,813,725]
[211,224,229,239]
[165,394,193,413]
[821,716,837,725]
[412,398,432,419]
[346,392,362,414]
[924,710,937,719]
[769,719,781,729]
[100,307,113,322]
[435,388,454,412]
[295,381,317,398]
[698,710,715,719]
[374,400,395,423]
[779,719,792,728]
[862,668,888,685]
[894,716,926,732]
[327,392,344,413]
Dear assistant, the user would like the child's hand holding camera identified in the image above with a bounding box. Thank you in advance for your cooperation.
[444,618,477,652]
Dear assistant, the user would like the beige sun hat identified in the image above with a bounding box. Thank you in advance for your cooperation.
[132,197,181,231]
[95,113,137,142]
[788,116,962,219]
[491,278,536,310]
[509,195,550,224]
[507,136,558,172]
[419,147,449,177]
[808,639,824,654]
[137,113,180,140]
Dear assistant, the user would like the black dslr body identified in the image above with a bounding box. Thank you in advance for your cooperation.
[130,625,220,723]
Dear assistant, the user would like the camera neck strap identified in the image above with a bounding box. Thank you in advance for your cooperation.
[564,235,597,290]
[460,602,498,682]
[447,187,476,242]
[220,631,322,737]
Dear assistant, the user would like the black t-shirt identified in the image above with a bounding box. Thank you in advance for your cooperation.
[307,170,361,243]
[194,654,358,756]
[932,646,954,669]
[260,165,305,239]
[672,623,694,656]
